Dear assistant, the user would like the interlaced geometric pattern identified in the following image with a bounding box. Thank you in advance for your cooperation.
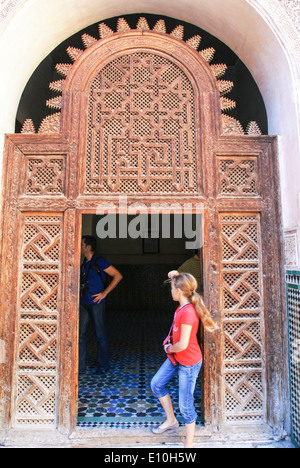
[85,52,198,194]
[13,215,62,426]
[218,157,258,196]
[286,272,300,446]
[220,214,265,423]
[25,157,65,195]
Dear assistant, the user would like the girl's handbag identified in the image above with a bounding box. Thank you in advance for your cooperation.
[167,351,178,367]
[163,321,178,367]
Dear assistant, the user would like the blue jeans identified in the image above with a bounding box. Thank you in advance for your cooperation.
[79,302,110,373]
[151,358,202,425]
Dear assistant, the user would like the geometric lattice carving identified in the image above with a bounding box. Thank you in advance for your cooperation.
[13,215,62,426]
[220,214,265,423]
[25,157,65,195]
[218,157,258,196]
[85,52,198,194]
[15,374,57,426]
[20,16,243,136]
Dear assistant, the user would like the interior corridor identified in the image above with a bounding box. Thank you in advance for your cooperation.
[77,215,203,429]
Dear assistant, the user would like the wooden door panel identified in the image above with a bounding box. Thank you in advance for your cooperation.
[12,214,63,427]
[220,213,265,424]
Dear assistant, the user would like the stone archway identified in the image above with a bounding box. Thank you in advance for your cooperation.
[0,22,287,443]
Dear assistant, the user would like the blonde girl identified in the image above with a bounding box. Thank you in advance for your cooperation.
[151,272,217,448]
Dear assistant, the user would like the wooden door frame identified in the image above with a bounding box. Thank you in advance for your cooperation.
[0,30,289,440]
[0,133,288,437]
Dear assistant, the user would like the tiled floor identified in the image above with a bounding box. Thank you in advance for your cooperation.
[77,309,202,429]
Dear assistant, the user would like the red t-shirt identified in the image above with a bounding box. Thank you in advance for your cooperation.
[173,304,202,366]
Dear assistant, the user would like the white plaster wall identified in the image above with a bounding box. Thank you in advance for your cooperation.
[0,0,299,243]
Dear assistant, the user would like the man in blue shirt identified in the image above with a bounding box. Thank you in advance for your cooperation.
[79,235,123,375]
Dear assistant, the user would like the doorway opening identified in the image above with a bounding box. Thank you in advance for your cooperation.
[77,213,204,429]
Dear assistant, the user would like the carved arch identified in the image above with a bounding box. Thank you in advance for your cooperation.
[61,31,223,198]
[0,21,286,440]
[21,17,250,137]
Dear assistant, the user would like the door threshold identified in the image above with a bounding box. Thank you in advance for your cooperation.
[69,424,212,445]
[70,423,211,437]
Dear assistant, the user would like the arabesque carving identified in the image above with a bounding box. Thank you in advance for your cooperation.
[13,215,62,426]
[85,52,199,195]
[220,214,264,423]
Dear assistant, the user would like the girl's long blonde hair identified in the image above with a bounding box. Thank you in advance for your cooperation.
[172,273,218,332]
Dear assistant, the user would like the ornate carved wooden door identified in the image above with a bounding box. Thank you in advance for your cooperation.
[0,21,287,439]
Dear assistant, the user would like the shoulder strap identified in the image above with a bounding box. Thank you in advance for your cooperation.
[81,255,94,280]
[170,304,191,334]
[91,255,107,287]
